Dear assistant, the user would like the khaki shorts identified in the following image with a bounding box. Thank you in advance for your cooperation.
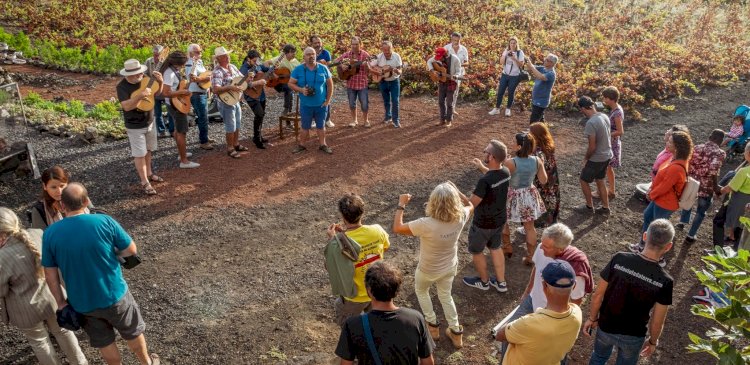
[334,297,370,327]
[82,290,146,348]
[126,123,157,158]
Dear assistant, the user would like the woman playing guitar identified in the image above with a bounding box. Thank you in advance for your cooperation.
[160,50,200,168]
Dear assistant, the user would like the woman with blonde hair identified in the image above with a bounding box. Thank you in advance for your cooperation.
[393,182,473,349]
[0,207,87,365]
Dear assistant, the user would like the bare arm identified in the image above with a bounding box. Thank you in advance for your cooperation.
[535,157,548,185]
[611,114,624,138]
[521,266,535,298]
[392,194,414,235]
[456,190,475,216]
[495,326,508,342]
[640,303,669,357]
[582,278,608,337]
[472,158,490,174]
[584,134,597,161]
[469,194,482,208]
[118,241,138,257]
[525,62,546,81]
[44,267,67,309]
[340,359,354,365]
[288,77,305,94]
[324,77,333,106]
[419,354,435,365]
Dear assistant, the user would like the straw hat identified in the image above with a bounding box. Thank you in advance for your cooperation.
[213,46,233,58]
[119,59,148,76]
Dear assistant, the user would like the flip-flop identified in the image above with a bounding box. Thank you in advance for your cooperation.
[150,353,161,365]
[234,145,249,152]
[227,150,241,159]
[149,174,164,183]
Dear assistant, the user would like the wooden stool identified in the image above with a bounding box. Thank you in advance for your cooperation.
[279,93,301,140]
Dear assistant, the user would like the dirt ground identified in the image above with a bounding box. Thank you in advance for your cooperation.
[2,63,743,364]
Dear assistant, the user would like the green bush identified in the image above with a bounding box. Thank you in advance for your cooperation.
[688,247,750,364]
[89,100,121,121]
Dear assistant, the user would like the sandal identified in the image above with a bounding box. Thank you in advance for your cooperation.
[149,174,164,183]
[141,182,157,196]
[234,145,249,152]
[227,150,241,159]
[150,353,161,365]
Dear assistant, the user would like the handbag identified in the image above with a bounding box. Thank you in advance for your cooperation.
[361,313,383,365]
[513,51,531,82]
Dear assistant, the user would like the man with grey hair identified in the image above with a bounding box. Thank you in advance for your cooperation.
[499,223,592,360]
[496,260,582,365]
[583,219,674,365]
[524,53,558,124]
[371,40,403,128]
[144,45,172,137]
[185,43,214,150]
[462,140,511,293]
[289,47,334,154]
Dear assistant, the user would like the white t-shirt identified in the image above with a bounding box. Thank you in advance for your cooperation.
[162,68,181,105]
[502,49,525,76]
[444,43,468,76]
[408,206,471,275]
[373,52,403,81]
[529,245,586,309]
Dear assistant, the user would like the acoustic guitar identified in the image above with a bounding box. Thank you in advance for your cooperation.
[429,61,466,83]
[217,70,255,106]
[134,47,170,112]
[370,62,409,83]
[330,55,377,81]
[171,61,194,115]
[263,54,293,88]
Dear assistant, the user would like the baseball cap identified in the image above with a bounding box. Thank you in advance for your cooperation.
[577,96,595,109]
[542,260,576,288]
[435,47,447,59]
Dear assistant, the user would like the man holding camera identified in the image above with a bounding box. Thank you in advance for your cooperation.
[289,47,334,154]
[42,183,159,365]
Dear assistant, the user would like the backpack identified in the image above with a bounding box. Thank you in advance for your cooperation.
[676,164,700,210]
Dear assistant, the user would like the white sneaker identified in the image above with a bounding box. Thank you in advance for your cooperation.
[179,161,200,169]
[364,121,371,128]
[488,108,501,115]
[177,152,193,161]
[505,108,512,117]
[348,121,358,127]
[325,120,334,128]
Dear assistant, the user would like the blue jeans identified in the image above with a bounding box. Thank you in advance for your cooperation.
[190,93,209,144]
[589,329,645,365]
[680,196,712,238]
[640,201,674,246]
[379,79,400,124]
[219,101,242,133]
[346,88,369,112]
[154,98,174,133]
[495,74,521,108]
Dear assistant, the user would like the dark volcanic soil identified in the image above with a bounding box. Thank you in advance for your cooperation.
[2,65,743,364]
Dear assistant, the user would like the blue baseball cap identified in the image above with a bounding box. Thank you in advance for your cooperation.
[542,260,576,288]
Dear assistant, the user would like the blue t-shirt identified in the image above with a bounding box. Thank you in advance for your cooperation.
[531,66,556,108]
[290,63,332,107]
[41,214,131,313]
[240,62,269,102]
[317,49,332,63]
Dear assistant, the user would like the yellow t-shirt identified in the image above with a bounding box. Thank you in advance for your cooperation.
[729,166,750,194]
[343,224,390,303]
[271,54,301,72]
[503,304,583,365]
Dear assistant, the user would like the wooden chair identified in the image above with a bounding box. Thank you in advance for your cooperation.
[278,94,300,140]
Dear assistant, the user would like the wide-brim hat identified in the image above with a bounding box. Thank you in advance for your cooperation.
[213,46,233,58]
[120,59,147,76]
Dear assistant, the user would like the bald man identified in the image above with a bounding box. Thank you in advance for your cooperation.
[289,47,334,154]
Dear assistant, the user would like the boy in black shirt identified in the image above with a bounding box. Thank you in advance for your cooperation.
[583,218,674,365]
[336,262,435,365]
[462,140,512,293]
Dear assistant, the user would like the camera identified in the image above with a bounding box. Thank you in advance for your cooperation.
[304,86,315,96]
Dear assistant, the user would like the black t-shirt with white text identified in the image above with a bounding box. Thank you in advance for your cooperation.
[335,308,435,365]
[472,168,511,229]
[116,79,152,129]
[598,252,673,337]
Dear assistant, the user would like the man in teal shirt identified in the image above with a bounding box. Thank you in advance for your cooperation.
[289,47,334,155]
[42,183,160,365]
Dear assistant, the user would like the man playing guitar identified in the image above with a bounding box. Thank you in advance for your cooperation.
[144,45,173,137]
[334,36,371,128]
[161,51,200,168]
[444,32,469,114]
[427,47,461,127]
[185,44,214,150]
[211,46,248,159]
[372,40,403,128]
[265,44,300,123]
[310,35,334,128]
[240,49,270,150]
